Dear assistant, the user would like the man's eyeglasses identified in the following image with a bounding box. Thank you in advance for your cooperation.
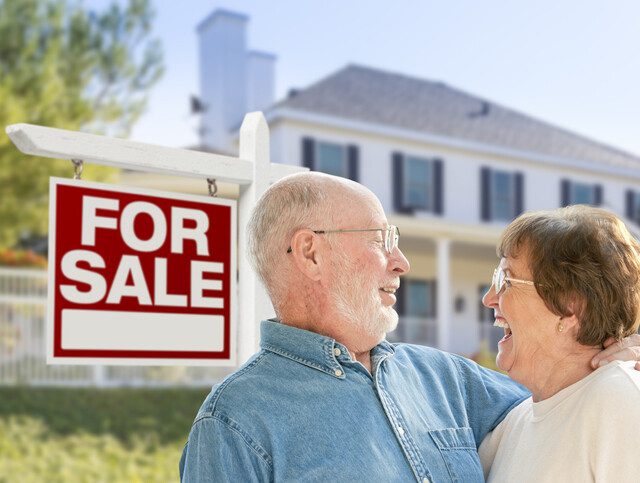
[287,225,400,254]
[492,267,537,295]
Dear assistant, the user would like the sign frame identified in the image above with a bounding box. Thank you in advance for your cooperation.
[47,177,237,366]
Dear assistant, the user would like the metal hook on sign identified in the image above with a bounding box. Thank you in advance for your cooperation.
[207,178,218,197]
[71,159,84,180]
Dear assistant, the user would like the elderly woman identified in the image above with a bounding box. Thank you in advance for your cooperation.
[478,205,640,482]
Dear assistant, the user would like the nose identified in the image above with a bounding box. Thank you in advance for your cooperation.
[482,284,498,308]
[390,246,410,275]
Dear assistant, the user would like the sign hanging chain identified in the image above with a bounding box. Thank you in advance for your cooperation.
[71,159,84,180]
[207,178,218,197]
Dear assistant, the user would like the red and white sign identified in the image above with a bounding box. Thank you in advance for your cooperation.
[47,178,236,365]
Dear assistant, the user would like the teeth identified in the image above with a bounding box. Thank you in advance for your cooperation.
[493,319,510,329]
[381,288,396,294]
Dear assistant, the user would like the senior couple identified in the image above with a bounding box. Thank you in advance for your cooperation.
[180,172,640,482]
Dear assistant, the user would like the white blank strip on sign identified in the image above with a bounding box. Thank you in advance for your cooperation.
[61,310,224,351]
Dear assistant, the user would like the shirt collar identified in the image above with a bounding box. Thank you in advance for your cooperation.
[260,319,395,378]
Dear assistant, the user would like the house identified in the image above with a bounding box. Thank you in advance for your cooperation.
[142,9,640,355]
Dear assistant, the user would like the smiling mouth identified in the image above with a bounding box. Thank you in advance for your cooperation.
[380,287,397,294]
[494,318,512,341]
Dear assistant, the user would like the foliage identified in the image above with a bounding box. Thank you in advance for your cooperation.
[0,416,183,482]
[0,387,209,444]
[0,247,47,267]
[0,387,211,480]
[0,0,163,248]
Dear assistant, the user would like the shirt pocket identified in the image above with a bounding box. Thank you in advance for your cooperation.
[428,427,483,483]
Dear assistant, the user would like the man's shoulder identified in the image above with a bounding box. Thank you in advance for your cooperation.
[197,350,274,417]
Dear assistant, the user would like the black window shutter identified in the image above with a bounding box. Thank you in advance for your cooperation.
[514,172,524,216]
[433,159,444,215]
[430,281,438,318]
[594,184,603,206]
[395,281,405,316]
[481,167,491,221]
[393,152,409,213]
[302,137,315,170]
[560,179,570,207]
[626,190,635,221]
[347,145,359,182]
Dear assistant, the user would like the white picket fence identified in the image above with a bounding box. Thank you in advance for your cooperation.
[0,267,235,387]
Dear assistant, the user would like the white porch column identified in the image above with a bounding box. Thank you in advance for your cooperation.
[436,238,451,351]
[237,112,275,365]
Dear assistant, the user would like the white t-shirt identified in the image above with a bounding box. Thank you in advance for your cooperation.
[479,360,640,483]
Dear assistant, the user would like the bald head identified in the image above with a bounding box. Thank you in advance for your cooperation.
[247,172,381,308]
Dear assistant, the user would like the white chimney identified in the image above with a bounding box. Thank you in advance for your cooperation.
[247,51,276,113]
[196,10,276,152]
[197,10,248,151]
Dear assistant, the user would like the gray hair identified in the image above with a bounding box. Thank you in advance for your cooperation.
[247,172,334,306]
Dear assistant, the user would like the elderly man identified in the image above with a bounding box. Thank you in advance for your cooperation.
[180,172,638,482]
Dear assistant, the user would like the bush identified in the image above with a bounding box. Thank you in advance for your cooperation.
[0,416,183,481]
[0,387,210,444]
[0,387,212,481]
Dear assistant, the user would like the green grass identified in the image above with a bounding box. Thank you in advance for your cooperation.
[0,387,211,482]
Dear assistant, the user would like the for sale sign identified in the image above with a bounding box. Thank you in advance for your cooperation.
[47,178,236,365]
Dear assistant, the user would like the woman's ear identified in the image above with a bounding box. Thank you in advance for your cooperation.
[289,229,323,281]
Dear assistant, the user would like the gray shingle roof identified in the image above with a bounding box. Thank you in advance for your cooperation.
[274,64,640,169]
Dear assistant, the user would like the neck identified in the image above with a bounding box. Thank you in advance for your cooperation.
[526,346,600,402]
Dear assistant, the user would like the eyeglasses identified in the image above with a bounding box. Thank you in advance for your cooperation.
[287,225,400,254]
[492,266,537,295]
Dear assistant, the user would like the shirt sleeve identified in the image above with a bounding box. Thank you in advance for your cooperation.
[179,414,272,483]
[451,354,529,447]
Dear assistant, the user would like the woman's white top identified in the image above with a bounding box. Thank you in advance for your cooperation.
[479,360,640,482]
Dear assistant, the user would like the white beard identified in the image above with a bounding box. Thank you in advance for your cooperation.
[329,251,398,341]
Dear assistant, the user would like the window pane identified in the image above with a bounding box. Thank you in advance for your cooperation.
[317,142,347,177]
[403,156,432,210]
[634,192,640,223]
[406,280,431,317]
[571,183,594,205]
[491,171,514,221]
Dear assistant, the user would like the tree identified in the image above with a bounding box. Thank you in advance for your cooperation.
[0,0,163,249]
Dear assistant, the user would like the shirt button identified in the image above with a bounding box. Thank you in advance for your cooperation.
[422,478,430,483]
[333,348,341,356]
[334,369,343,377]
[397,426,405,436]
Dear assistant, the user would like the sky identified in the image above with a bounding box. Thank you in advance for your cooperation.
[88,0,640,156]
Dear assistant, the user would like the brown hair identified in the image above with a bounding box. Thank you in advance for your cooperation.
[498,205,640,346]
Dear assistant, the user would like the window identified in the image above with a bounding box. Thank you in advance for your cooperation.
[481,167,523,222]
[389,279,437,346]
[626,190,640,225]
[393,152,443,214]
[316,142,348,178]
[406,280,436,318]
[560,180,602,207]
[301,137,359,181]
[394,279,437,318]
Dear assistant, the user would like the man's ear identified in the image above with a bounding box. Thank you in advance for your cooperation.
[289,229,323,281]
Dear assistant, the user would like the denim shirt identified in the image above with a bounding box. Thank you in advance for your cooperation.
[180,320,527,482]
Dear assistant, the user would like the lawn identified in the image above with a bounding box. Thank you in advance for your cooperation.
[0,387,210,482]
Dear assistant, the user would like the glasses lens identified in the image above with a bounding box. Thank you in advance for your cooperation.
[385,226,399,253]
[493,268,505,294]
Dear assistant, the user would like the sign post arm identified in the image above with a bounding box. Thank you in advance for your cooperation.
[238,112,274,364]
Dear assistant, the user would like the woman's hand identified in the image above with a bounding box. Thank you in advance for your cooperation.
[591,333,640,370]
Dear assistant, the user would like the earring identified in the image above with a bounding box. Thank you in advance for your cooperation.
[557,319,565,333]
